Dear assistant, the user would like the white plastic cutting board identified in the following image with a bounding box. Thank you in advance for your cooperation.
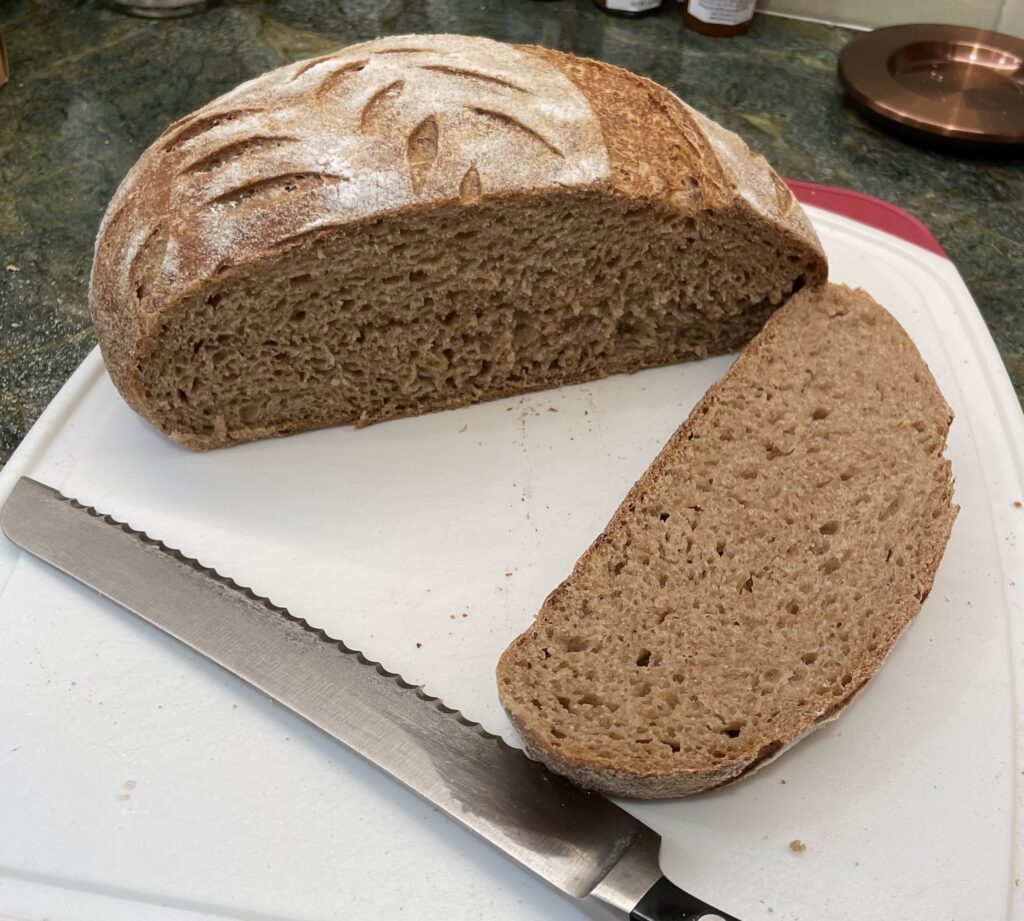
[1,205,1022,921]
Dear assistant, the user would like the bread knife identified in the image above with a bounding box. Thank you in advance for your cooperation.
[1,476,744,921]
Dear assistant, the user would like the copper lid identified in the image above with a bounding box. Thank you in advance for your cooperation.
[0,28,8,88]
[838,24,1024,148]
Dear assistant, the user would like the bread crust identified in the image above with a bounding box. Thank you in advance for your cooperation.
[497,284,958,798]
[88,35,825,448]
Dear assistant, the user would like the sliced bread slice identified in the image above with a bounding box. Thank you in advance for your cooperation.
[496,283,957,798]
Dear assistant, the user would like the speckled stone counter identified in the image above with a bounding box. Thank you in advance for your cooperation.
[1,0,1021,465]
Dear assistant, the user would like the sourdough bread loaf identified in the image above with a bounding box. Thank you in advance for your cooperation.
[89,34,826,449]
[496,284,957,798]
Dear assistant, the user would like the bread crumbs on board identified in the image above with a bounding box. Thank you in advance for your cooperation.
[789,839,807,853]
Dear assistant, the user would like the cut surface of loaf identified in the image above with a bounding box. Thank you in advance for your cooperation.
[89,33,826,449]
[497,284,957,798]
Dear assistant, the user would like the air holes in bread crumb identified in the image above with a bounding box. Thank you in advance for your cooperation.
[819,520,839,535]
[880,498,900,521]
[811,406,830,420]
[636,649,652,668]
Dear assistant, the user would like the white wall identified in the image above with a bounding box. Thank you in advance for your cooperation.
[999,0,1024,34]
[758,0,1024,36]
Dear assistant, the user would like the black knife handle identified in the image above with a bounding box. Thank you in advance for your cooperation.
[630,876,744,921]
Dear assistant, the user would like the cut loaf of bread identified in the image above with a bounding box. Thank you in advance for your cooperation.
[89,33,825,449]
[497,284,957,798]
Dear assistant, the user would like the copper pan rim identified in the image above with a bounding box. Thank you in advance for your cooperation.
[838,23,1024,147]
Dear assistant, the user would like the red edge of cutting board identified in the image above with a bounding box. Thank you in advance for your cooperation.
[785,179,948,259]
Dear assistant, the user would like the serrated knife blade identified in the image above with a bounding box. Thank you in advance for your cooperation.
[1,476,743,921]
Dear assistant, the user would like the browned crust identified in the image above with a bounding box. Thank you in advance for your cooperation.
[496,284,958,798]
[523,44,825,267]
[523,45,825,288]
[88,35,826,450]
[518,46,728,203]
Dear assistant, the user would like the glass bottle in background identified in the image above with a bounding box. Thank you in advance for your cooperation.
[593,0,664,18]
[683,0,756,36]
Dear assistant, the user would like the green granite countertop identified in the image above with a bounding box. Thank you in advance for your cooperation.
[1,0,1021,466]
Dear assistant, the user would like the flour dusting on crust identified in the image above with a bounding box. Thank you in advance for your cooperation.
[97,34,611,315]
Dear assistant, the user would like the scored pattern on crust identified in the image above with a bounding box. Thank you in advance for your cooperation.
[205,171,349,208]
[469,107,564,158]
[687,106,807,232]
[97,34,610,315]
[180,135,300,176]
[159,107,264,153]
[127,224,169,306]
[417,63,527,93]
[359,79,405,130]
[312,59,371,100]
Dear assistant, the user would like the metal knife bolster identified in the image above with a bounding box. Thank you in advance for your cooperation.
[1,478,744,921]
